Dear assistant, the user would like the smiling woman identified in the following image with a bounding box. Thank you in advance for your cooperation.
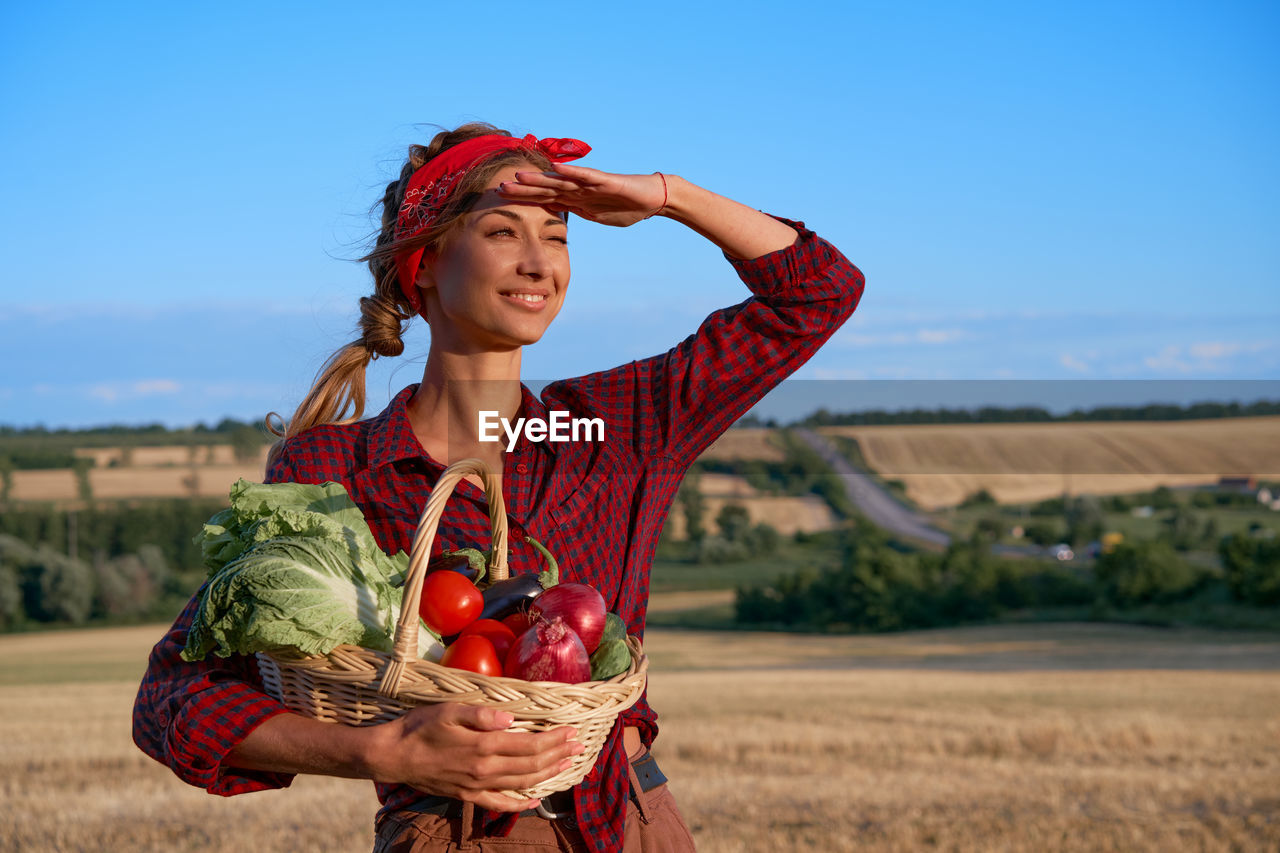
[131,121,866,853]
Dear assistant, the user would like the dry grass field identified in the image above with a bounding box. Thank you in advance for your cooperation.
[665,473,838,539]
[700,429,786,462]
[820,416,1280,509]
[3,622,1277,852]
[9,445,270,503]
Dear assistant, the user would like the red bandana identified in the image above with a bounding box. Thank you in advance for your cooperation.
[392,134,591,318]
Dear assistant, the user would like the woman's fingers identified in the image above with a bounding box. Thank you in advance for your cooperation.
[389,704,583,802]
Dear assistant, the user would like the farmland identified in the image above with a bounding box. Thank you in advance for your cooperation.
[2,622,1277,852]
[8,417,1278,514]
[819,416,1280,509]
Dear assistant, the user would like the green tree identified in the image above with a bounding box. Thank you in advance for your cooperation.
[1218,534,1280,606]
[72,457,94,504]
[21,547,93,624]
[1093,541,1200,607]
[677,472,706,543]
[1164,506,1201,551]
[229,426,264,463]
[716,503,752,543]
[1065,495,1104,546]
[0,562,22,628]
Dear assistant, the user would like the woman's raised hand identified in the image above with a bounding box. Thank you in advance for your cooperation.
[498,163,667,228]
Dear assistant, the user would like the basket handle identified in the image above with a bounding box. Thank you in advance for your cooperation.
[378,457,508,697]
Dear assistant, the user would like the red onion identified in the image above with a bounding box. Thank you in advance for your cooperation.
[503,616,591,683]
[530,583,607,653]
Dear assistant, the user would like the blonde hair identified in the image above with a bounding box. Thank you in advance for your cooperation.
[267,123,554,456]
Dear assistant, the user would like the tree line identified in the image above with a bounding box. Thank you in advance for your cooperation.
[790,398,1280,428]
[0,500,224,629]
[734,520,1280,633]
[0,418,272,470]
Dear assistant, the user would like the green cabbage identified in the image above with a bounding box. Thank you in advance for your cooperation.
[182,479,441,662]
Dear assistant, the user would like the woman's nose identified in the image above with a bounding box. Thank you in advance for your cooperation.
[517,239,553,279]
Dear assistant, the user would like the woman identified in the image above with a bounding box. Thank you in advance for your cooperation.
[133,123,865,852]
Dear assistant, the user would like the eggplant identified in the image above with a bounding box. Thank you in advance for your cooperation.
[425,552,482,583]
[478,573,545,623]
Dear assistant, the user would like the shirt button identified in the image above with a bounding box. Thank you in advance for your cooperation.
[515,463,529,474]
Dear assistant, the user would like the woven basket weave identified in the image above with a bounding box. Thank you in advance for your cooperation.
[256,457,648,799]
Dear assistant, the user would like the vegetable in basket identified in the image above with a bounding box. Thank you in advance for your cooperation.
[182,479,443,663]
[503,615,592,683]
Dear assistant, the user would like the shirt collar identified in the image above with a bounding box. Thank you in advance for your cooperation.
[365,385,426,470]
[364,383,556,469]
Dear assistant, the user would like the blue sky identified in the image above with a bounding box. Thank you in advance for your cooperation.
[2,1,1277,428]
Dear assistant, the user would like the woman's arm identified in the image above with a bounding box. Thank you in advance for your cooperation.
[225,703,582,813]
[501,164,798,259]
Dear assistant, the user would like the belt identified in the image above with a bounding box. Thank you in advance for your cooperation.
[407,750,668,822]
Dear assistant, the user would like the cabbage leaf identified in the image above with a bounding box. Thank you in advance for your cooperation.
[182,479,440,662]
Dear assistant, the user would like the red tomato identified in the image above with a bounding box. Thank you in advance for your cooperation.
[419,571,483,636]
[459,619,517,664]
[502,609,538,637]
[440,634,502,676]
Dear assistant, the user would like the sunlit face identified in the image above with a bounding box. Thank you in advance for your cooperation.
[416,164,570,352]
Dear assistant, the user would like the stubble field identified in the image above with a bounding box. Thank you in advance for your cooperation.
[819,416,1280,508]
[3,622,1278,852]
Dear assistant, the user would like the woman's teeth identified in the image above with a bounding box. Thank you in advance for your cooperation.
[509,293,545,302]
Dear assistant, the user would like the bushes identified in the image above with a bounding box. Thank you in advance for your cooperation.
[0,529,185,630]
[692,503,781,564]
[1219,534,1280,606]
[734,525,1095,632]
[1093,541,1202,607]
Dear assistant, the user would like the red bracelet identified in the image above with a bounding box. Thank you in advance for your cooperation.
[645,172,668,219]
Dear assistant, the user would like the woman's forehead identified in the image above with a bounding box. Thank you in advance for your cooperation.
[469,165,566,223]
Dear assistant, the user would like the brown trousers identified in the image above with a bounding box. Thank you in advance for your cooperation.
[372,782,696,852]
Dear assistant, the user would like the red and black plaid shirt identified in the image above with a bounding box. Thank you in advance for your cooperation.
[133,219,863,851]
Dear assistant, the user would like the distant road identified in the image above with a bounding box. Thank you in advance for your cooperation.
[792,428,952,547]
[793,429,1052,558]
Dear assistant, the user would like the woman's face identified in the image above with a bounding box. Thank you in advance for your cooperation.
[417,164,570,352]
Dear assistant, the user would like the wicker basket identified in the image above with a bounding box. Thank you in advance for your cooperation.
[256,457,648,799]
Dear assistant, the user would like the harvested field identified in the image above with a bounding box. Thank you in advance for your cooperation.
[665,473,839,539]
[73,445,265,468]
[9,444,271,503]
[8,469,79,502]
[700,428,785,461]
[2,622,1277,852]
[10,462,269,502]
[820,416,1280,508]
[698,472,763,497]
[89,464,269,500]
[664,492,837,539]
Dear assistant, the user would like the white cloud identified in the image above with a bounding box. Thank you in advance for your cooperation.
[1059,353,1091,373]
[1188,341,1241,360]
[916,328,967,344]
[87,379,183,404]
[1144,345,1190,372]
[839,327,971,347]
[809,367,870,380]
[132,379,182,395]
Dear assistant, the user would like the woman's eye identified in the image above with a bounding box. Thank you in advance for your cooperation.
[488,227,516,237]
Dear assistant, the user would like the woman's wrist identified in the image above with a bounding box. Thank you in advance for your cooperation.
[656,174,798,260]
